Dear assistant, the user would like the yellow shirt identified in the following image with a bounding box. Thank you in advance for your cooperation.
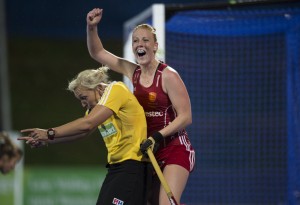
[97,81,147,164]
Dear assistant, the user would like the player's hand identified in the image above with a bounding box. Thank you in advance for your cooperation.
[87,8,103,26]
[29,141,48,148]
[18,128,49,148]
[17,136,47,148]
[140,137,155,155]
[140,131,164,156]
[19,128,48,141]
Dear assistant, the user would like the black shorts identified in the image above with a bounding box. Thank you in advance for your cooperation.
[96,160,152,205]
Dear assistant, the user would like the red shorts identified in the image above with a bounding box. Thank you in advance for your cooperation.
[155,134,195,172]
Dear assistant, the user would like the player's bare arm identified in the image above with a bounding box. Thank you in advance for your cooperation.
[160,68,192,137]
[86,8,137,80]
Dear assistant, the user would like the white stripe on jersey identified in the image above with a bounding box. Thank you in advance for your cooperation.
[98,81,116,105]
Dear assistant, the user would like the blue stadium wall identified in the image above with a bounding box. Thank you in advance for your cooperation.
[165,6,300,205]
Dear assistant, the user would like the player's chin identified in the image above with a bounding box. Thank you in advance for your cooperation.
[136,57,149,65]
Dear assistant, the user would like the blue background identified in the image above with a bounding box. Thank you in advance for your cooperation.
[5,0,207,40]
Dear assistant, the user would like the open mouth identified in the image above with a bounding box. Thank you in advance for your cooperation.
[137,49,146,57]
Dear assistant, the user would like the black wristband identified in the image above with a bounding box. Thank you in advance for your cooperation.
[152,131,163,142]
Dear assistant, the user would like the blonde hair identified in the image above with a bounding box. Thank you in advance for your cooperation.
[68,67,110,92]
[133,24,157,43]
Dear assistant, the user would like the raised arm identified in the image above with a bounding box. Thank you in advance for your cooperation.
[86,8,137,80]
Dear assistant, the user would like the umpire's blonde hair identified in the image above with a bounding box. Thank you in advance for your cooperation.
[68,67,110,92]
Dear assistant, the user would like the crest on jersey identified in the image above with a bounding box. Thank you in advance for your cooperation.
[148,92,157,102]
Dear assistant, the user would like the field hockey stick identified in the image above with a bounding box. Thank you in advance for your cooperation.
[146,148,179,205]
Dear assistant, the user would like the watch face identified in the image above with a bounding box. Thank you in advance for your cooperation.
[47,129,55,140]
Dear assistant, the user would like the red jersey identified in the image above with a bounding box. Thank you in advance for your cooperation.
[132,63,195,172]
[133,63,188,146]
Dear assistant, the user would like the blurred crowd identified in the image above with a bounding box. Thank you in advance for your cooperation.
[0,131,23,174]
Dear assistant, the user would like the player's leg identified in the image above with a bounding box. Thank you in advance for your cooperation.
[159,164,189,205]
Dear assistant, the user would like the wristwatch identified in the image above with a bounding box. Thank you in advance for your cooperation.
[47,128,56,140]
